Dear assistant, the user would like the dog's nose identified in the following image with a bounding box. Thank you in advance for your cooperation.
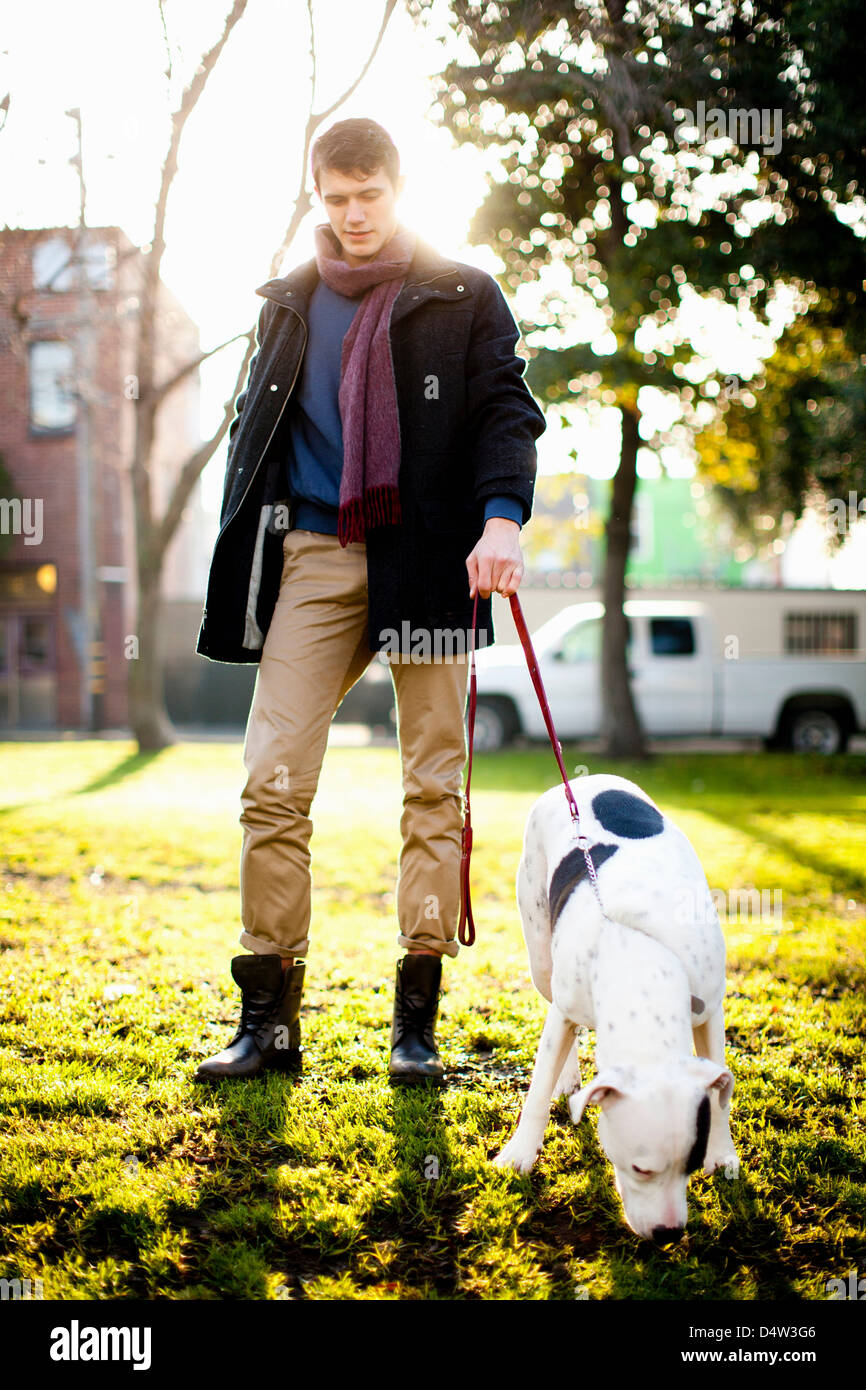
[651,1225,685,1245]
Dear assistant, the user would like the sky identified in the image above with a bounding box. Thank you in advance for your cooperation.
[1,0,863,584]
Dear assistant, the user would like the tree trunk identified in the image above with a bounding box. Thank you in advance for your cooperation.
[600,403,647,760]
[128,570,175,750]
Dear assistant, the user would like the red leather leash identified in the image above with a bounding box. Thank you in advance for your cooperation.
[457,589,606,946]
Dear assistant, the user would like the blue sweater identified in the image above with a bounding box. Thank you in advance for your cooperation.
[285,278,526,533]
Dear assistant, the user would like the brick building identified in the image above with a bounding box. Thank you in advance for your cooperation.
[0,225,206,730]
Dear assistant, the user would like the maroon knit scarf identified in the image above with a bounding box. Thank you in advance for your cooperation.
[314,220,417,546]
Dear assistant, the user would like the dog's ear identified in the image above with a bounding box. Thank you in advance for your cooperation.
[687,1056,735,1106]
[569,1067,632,1124]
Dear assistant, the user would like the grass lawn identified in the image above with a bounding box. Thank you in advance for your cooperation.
[0,740,864,1301]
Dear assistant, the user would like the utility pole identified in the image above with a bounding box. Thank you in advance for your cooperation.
[66,107,104,731]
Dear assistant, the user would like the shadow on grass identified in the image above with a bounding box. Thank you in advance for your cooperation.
[73,750,168,797]
[0,1056,826,1301]
[160,1067,309,1301]
[700,806,866,900]
[0,748,168,819]
[383,1083,461,1294]
[157,1070,462,1300]
[464,747,866,802]
[156,1048,537,1300]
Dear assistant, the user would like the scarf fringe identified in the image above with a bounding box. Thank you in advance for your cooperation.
[338,485,403,546]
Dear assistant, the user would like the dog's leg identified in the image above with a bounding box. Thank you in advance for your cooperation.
[493,1004,576,1173]
[693,1009,739,1177]
[553,1035,582,1102]
[517,807,553,1003]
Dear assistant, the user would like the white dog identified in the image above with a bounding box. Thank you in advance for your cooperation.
[493,773,739,1242]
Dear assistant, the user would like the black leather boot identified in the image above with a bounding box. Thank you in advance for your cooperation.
[389,953,444,1084]
[195,954,304,1081]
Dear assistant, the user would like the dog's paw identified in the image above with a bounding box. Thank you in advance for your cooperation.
[703,1147,740,1180]
[491,1137,540,1174]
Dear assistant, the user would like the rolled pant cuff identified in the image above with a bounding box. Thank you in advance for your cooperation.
[238,929,309,960]
[397,931,459,960]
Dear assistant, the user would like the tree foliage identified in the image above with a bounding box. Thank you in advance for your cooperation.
[409,0,866,750]
[408,0,807,753]
[696,308,866,545]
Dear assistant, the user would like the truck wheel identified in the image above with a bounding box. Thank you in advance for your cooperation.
[470,699,515,753]
[788,708,848,755]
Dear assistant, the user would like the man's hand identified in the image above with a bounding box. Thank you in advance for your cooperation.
[466,517,524,599]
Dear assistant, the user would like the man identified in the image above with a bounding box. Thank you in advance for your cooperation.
[194,118,546,1084]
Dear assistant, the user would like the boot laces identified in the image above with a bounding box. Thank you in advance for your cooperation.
[233,983,283,1042]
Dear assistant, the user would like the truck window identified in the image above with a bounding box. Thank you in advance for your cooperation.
[560,618,600,662]
[784,612,858,653]
[558,618,632,662]
[650,618,695,656]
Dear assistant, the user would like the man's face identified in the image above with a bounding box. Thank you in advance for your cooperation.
[315,165,404,267]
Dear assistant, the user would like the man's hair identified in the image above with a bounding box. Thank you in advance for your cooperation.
[311,118,400,190]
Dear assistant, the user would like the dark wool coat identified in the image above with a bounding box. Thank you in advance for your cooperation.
[195,236,547,663]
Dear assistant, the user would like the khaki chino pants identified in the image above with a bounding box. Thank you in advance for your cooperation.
[238,528,470,961]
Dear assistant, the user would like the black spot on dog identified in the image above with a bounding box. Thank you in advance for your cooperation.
[685,1094,711,1174]
[691,995,705,1014]
[549,843,619,927]
[592,790,664,839]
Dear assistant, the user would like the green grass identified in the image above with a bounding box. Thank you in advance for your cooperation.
[0,740,864,1301]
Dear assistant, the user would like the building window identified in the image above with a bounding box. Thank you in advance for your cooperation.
[784,612,858,654]
[32,235,115,292]
[0,613,56,728]
[81,239,115,290]
[29,341,77,432]
[32,238,76,292]
[19,615,53,672]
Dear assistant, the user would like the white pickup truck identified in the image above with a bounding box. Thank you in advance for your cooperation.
[472,600,866,753]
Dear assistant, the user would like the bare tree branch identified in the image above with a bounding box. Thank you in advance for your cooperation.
[153,330,256,558]
[314,0,398,122]
[307,0,317,110]
[132,0,249,565]
[148,330,252,405]
[129,0,399,746]
[158,0,173,87]
[260,0,399,281]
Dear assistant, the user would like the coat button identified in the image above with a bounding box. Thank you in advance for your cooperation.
[270,383,278,390]
[457,285,465,291]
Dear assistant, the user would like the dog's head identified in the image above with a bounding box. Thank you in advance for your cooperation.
[570,1058,734,1242]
